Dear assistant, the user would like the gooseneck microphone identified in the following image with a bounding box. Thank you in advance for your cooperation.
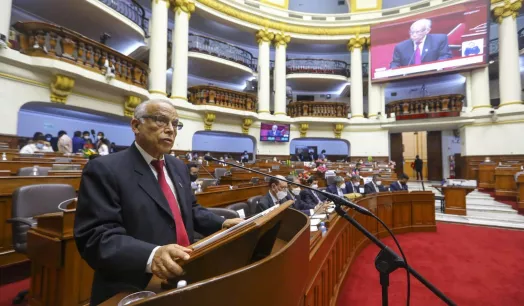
[203,155,372,216]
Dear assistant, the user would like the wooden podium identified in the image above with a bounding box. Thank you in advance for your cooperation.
[437,185,475,216]
[478,162,497,189]
[495,165,522,198]
[517,173,524,210]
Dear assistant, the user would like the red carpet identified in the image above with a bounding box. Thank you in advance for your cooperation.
[337,223,524,306]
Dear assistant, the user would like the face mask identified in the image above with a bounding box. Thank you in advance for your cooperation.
[376,181,382,186]
[354,183,359,187]
[292,188,301,195]
[36,143,44,149]
[84,136,89,140]
[97,136,103,140]
[190,174,198,182]
[276,190,287,200]
[311,184,318,189]
[338,184,345,189]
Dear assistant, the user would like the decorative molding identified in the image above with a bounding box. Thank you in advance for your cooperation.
[492,0,522,23]
[471,105,492,110]
[171,95,189,101]
[256,28,275,45]
[204,112,216,130]
[350,0,383,13]
[50,74,75,103]
[241,118,253,134]
[149,90,168,96]
[347,35,368,52]
[124,96,142,118]
[154,0,171,7]
[273,32,291,47]
[299,123,309,137]
[171,0,196,16]
[498,101,523,107]
[258,109,270,113]
[195,0,370,35]
[261,0,289,9]
[334,124,344,138]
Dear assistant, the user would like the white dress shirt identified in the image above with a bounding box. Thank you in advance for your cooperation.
[336,186,345,196]
[98,144,109,156]
[269,191,280,206]
[58,134,72,154]
[135,143,181,274]
[20,143,53,154]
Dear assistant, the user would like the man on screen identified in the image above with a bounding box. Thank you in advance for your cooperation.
[267,124,282,137]
[390,19,452,69]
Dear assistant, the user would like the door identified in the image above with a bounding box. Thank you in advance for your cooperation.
[427,131,443,181]
[389,133,403,176]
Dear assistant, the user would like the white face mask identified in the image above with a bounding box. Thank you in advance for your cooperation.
[338,184,345,189]
[292,188,301,195]
[311,184,318,189]
[376,181,382,186]
[276,190,287,200]
[97,135,102,140]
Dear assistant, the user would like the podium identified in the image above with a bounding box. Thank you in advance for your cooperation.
[495,165,521,198]
[478,162,497,189]
[517,173,524,210]
[438,185,475,216]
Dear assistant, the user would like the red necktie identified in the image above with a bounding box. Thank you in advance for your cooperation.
[414,42,422,65]
[151,160,190,247]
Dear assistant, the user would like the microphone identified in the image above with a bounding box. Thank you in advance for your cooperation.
[203,156,372,216]
[407,49,416,66]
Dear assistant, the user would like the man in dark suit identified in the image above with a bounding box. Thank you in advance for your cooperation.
[364,174,387,194]
[327,176,348,196]
[286,176,317,215]
[256,175,290,213]
[390,19,452,68]
[390,173,410,191]
[74,100,243,305]
[267,125,282,137]
[414,155,423,181]
[345,175,362,194]
[299,176,327,207]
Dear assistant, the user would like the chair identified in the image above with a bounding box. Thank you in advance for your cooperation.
[17,166,51,176]
[7,184,77,304]
[226,202,250,218]
[52,163,81,170]
[247,195,263,216]
[214,168,227,179]
[207,207,239,219]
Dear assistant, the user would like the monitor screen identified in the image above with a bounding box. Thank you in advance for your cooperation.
[260,123,290,142]
[370,0,489,82]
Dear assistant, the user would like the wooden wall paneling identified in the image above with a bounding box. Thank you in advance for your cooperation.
[389,133,403,177]
[427,131,443,181]
[376,194,394,238]
[410,191,436,230]
[392,193,412,234]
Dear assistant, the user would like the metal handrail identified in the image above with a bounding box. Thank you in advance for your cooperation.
[187,33,256,69]
[98,0,149,36]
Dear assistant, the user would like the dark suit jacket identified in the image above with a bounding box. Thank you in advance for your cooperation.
[364,182,386,194]
[256,192,278,213]
[390,34,452,68]
[267,130,281,137]
[390,181,408,192]
[74,143,224,305]
[299,189,327,207]
[287,191,315,215]
[414,158,423,171]
[326,184,348,195]
[345,182,361,194]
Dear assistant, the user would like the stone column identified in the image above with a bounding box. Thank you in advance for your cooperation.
[170,0,195,102]
[469,67,492,112]
[148,0,170,96]
[273,32,290,116]
[256,29,274,114]
[0,0,12,47]
[366,38,382,118]
[347,36,367,120]
[493,0,523,110]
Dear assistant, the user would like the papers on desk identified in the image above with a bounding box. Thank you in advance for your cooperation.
[310,219,321,226]
[310,226,318,232]
[311,214,327,219]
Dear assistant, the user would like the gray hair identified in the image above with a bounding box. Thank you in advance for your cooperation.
[334,176,345,184]
[412,19,432,31]
[351,175,360,181]
[134,99,175,119]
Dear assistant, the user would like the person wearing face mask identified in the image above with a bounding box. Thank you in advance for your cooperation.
[390,173,410,191]
[299,176,327,208]
[286,176,316,216]
[96,132,110,156]
[327,176,349,196]
[187,163,200,190]
[20,134,53,154]
[345,175,362,194]
[365,174,386,194]
[241,150,249,163]
[82,131,91,142]
[256,175,291,213]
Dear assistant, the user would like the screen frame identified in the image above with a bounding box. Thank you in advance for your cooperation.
[259,122,291,143]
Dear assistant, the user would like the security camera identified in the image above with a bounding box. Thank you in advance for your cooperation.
[489,110,495,114]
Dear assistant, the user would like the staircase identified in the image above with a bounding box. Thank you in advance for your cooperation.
[407,182,524,230]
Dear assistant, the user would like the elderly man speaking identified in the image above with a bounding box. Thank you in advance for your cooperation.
[74,99,242,305]
[390,18,452,68]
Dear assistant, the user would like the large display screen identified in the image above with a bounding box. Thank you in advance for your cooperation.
[260,123,290,142]
[370,0,489,82]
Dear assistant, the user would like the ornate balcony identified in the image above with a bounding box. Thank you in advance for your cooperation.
[188,34,256,70]
[188,86,258,112]
[286,59,349,77]
[287,101,350,118]
[98,0,149,35]
[386,94,464,120]
[12,22,149,89]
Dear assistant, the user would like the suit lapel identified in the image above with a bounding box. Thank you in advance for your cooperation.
[131,145,174,220]
[164,157,191,224]
[421,35,432,61]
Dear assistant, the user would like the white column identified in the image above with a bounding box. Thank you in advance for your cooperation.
[273,33,290,116]
[469,67,492,112]
[348,37,366,120]
[171,1,195,102]
[0,0,12,46]
[495,1,523,110]
[256,30,273,114]
[367,50,381,118]
[148,0,169,96]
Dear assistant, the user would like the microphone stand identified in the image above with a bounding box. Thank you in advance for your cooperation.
[204,156,456,306]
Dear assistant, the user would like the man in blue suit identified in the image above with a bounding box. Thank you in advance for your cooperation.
[327,176,348,196]
[299,176,327,207]
[390,19,452,68]
[345,175,362,194]
[364,174,387,194]
[389,173,410,191]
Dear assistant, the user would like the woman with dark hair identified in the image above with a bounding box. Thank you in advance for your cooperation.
[96,137,110,156]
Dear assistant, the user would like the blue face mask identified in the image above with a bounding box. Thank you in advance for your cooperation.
[36,143,44,149]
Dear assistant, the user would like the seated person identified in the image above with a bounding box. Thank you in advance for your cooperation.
[299,176,327,207]
[390,173,409,191]
[20,135,54,154]
[241,150,249,163]
[256,175,289,213]
[286,176,317,216]
[327,176,348,196]
[346,175,362,194]
[187,163,199,190]
[365,174,387,194]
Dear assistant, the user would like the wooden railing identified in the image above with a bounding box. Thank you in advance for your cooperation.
[287,101,350,118]
[188,86,258,112]
[13,22,149,89]
[385,94,464,120]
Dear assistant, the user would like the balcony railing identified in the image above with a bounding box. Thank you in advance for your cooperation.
[188,34,256,70]
[287,101,350,118]
[286,58,349,77]
[188,85,258,112]
[98,0,149,35]
[386,94,464,120]
[13,22,149,89]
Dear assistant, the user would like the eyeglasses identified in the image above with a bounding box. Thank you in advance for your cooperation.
[139,115,183,130]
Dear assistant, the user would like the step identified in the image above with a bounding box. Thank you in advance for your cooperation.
[465,205,517,214]
[436,214,524,230]
[466,211,524,222]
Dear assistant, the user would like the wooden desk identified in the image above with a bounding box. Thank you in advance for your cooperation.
[478,162,497,189]
[495,165,521,198]
[517,173,524,210]
[196,184,268,207]
[0,161,86,175]
[433,185,475,215]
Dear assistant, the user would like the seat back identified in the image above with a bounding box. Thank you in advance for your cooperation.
[226,202,250,218]
[11,184,77,253]
[52,163,81,170]
[247,195,263,216]
[207,207,239,219]
[214,168,228,178]
[17,166,51,176]
[326,175,336,186]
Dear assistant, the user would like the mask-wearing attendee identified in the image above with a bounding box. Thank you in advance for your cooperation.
[327,176,347,196]
[257,175,288,214]
[20,134,53,154]
[83,131,90,141]
[390,173,409,192]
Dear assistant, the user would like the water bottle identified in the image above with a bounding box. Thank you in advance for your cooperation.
[319,222,327,237]
[32,165,39,176]
[1,152,6,161]
[196,184,202,194]
[177,280,187,288]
